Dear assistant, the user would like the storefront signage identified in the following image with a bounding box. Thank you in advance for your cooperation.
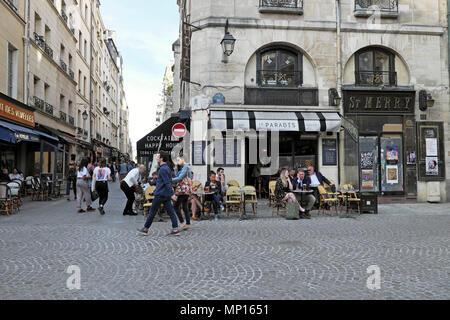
[343,91,415,114]
[181,21,191,82]
[256,120,299,131]
[0,98,35,127]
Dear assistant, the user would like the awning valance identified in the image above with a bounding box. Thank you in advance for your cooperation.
[0,119,58,143]
[137,116,188,157]
[210,111,342,132]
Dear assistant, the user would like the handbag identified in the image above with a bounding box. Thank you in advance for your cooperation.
[175,167,192,195]
[285,202,300,220]
[91,190,99,202]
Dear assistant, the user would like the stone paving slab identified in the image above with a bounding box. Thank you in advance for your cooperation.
[0,182,449,300]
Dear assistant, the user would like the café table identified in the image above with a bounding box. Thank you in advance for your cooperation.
[235,189,256,220]
[337,188,360,218]
[193,190,216,219]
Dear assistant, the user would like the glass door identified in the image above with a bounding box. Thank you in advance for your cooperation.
[380,134,404,194]
[359,136,379,192]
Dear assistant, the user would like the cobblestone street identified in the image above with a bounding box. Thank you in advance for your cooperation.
[0,181,449,300]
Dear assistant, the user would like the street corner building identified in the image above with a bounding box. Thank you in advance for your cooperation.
[135,0,450,203]
[0,0,132,183]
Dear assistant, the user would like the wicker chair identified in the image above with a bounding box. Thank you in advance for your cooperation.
[317,185,340,216]
[242,185,258,215]
[0,183,13,215]
[225,186,242,216]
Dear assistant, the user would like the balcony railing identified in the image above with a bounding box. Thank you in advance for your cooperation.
[259,0,303,14]
[244,87,319,106]
[355,70,397,86]
[45,103,54,116]
[96,133,102,141]
[34,32,45,50]
[355,0,398,14]
[34,96,45,111]
[59,111,67,122]
[44,44,53,59]
[77,127,83,135]
[60,60,67,72]
[61,10,68,24]
[68,68,74,80]
[258,70,302,87]
[69,116,75,126]
[5,0,18,11]
[83,130,88,137]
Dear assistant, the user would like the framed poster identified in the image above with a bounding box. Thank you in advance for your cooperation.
[386,165,399,184]
[361,169,375,189]
[425,138,438,156]
[322,139,337,166]
[426,157,438,176]
[192,141,206,165]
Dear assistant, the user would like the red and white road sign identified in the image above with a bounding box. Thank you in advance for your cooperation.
[172,123,187,138]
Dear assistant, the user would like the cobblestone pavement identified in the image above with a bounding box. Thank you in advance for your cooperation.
[0,181,449,300]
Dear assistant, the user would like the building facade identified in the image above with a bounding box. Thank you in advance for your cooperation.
[171,0,449,202]
[0,0,131,181]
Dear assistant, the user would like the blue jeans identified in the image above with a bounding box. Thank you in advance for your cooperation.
[144,196,179,230]
[206,194,221,214]
[66,177,76,197]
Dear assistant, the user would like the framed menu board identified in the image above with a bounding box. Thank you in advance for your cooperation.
[192,141,206,165]
[322,139,337,166]
[416,122,445,181]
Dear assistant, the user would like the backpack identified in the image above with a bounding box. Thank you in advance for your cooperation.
[68,165,76,178]
[285,202,300,220]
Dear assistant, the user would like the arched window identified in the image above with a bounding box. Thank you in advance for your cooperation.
[257,47,302,87]
[355,47,396,86]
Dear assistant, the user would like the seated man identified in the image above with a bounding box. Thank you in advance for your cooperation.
[294,170,315,218]
[288,169,297,189]
[0,168,11,182]
[205,171,222,221]
[307,166,335,207]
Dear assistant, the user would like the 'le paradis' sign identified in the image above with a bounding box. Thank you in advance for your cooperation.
[343,90,415,114]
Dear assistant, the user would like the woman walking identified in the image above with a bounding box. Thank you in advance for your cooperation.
[92,158,111,215]
[172,156,192,231]
[66,155,77,201]
[76,158,95,213]
[275,168,305,215]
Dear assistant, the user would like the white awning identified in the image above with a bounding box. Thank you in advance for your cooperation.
[210,111,342,132]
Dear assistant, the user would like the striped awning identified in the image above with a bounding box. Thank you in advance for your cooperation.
[210,111,342,132]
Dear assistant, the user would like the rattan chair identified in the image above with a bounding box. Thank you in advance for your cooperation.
[242,186,258,215]
[317,185,340,216]
[225,186,242,216]
[0,183,13,215]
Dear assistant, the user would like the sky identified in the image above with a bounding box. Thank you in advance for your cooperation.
[100,0,179,158]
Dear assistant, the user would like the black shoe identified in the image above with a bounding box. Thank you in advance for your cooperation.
[128,211,138,216]
[87,206,95,212]
[77,209,86,213]
[98,207,105,215]
[302,213,311,219]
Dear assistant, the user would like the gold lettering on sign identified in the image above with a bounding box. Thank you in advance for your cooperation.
[404,97,412,110]
[376,97,383,109]
[394,97,401,109]
[384,97,392,110]
[364,97,373,109]
[349,96,356,109]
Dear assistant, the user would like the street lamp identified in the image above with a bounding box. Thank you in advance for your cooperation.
[82,110,88,121]
[329,88,342,106]
[419,90,435,111]
[221,19,236,62]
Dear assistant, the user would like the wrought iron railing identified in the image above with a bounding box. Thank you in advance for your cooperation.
[60,60,67,72]
[59,111,67,122]
[69,116,75,126]
[355,70,397,86]
[259,0,303,9]
[34,32,45,50]
[61,10,68,24]
[355,0,398,12]
[258,70,302,87]
[77,127,83,135]
[68,68,74,80]
[5,0,17,11]
[96,133,102,141]
[45,103,54,115]
[83,130,88,137]
[44,44,53,59]
[34,96,45,111]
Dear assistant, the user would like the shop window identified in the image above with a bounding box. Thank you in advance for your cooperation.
[355,48,396,86]
[257,47,302,87]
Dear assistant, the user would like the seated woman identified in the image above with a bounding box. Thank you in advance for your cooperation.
[9,168,24,182]
[275,168,305,214]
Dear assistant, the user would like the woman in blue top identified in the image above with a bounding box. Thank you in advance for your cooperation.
[172,156,192,231]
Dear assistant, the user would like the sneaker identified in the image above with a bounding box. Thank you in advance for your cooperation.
[77,209,86,213]
[220,205,225,211]
[98,207,105,215]
[183,224,191,231]
[179,222,186,230]
[87,206,95,212]
[137,228,149,236]
[214,215,219,221]
[168,229,180,236]
[128,211,138,216]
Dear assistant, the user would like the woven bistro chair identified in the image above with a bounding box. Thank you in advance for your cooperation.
[7,180,21,212]
[225,186,242,216]
[317,185,340,216]
[227,180,240,188]
[143,186,156,218]
[242,185,258,215]
[269,180,277,208]
[0,183,13,216]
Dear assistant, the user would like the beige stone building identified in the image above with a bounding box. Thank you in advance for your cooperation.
[165,0,449,202]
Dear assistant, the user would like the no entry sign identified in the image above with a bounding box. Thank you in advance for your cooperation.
[172,123,187,138]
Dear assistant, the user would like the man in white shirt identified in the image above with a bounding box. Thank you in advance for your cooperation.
[92,159,111,215]
[120,165,146,216]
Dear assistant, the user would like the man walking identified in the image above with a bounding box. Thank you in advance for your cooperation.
[138,152,180,236]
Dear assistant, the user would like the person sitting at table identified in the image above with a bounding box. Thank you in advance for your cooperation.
[204,171,222,221]
[295,170,315,218]
[288,169,297,188]
[275,168,305,215]
[9,168,24,181]
[0,168,11,182]
[307,166,334,207]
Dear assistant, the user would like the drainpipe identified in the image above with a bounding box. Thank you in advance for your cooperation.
[24,0,30,105]
[448,0,450,87]
[336,0,342,186]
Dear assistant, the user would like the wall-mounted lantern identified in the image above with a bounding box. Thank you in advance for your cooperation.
[329,88,342,106]
[419,90,435,111]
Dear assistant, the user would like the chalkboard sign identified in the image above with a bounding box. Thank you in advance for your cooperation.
[322,139,337,166]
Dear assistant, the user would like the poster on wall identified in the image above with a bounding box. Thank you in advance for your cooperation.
[425,138,438,156]
[360,152,375,169]
[386,146,399,162]
[361,169,374,189]
[426,157,439,176]
[386,165,399,184]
